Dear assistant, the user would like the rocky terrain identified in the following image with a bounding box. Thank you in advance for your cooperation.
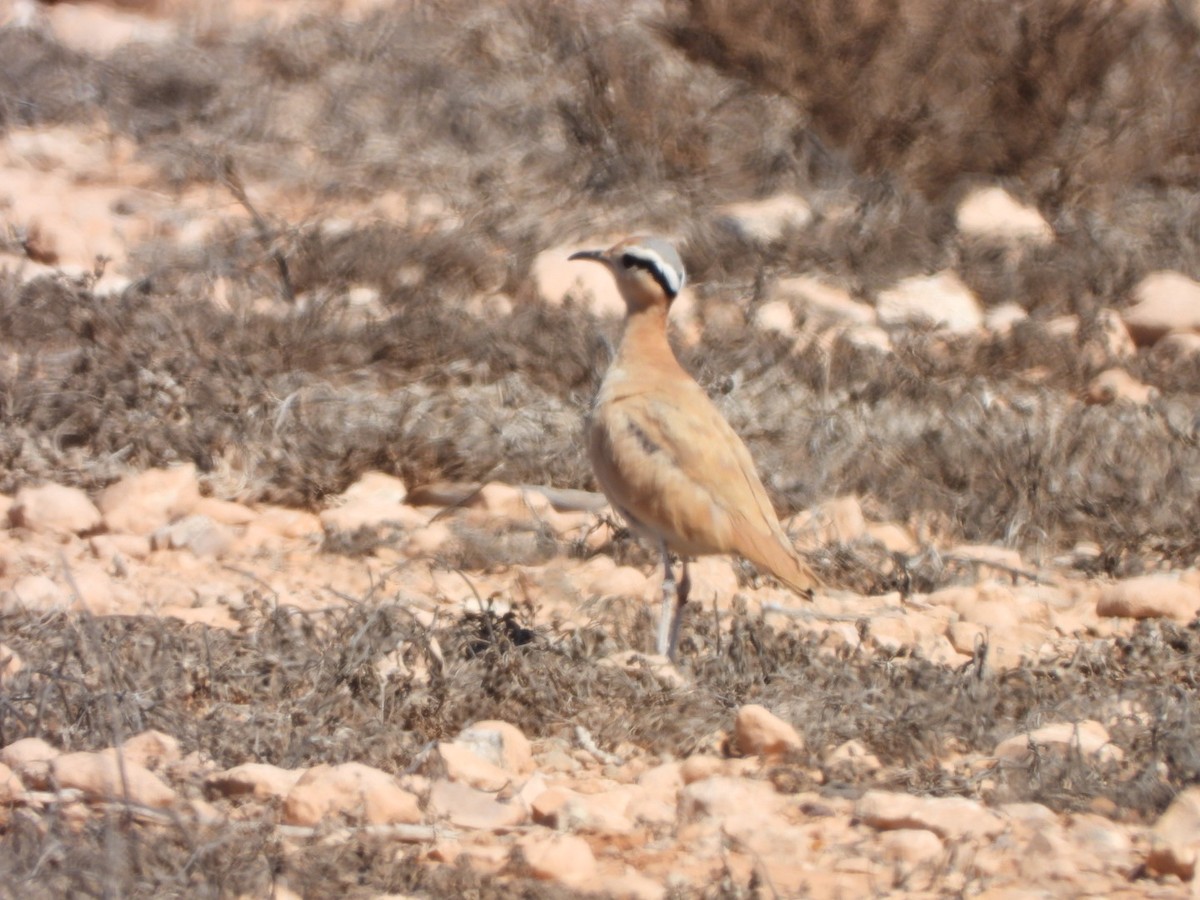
[2,0,1200,897]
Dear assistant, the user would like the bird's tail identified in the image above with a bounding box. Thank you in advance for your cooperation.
[740,529,820,599]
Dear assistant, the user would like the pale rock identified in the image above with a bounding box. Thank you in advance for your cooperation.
[339,471,408,505]
[843,324,893,353]
[679,775,780,821]
[718,193,813,244]
[865,521,918,553]
[878,828,946,880]
[752,300,796,335]
[8,574,67,611]
[948,620,987,656]
[596,870,666,900]
[1151,330,1200,366]
[584,565,652,600]
[427,779,526,830]
[956,187,1053,245]
[876,271,984,334]
[530,785,635,834]
[721,808,814,864]
[151,515,234,558]
[637,761,684,805]
[772,275,875,329]
[434,741,513,792]
[44,1,176,56]
[1147,786,1200,881]
[824,739,881,775]
[89,533,152,562]
[685,556,740,604]
[794,495,867,546]
[0,761,24,805]
[403,521,455,558]
[994,720,1122,765]
[99,465,200,535]
[120,730,180,772]
[856,790,1005,840]
[985,302,1029,334]
[514,832,597,886]
[679,755,725,785]
[0,642,22,685]
[865,614,916,654]
[1084,368,1157,406]
[320,496,425,536]
[282,763,421,826]
[1,736,60,772]
[51,749,177,808]
[192,497,257,526]
[248,506,322,540]
[454,720,533,776]
[1098,575,1200,622]
[1123,271,1200,346]
[205,763,306,801]
[9,483,101,535]
[733,704,803,758]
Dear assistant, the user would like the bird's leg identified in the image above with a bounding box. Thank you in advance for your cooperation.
[665,558,691,661]
[657,541,676,657]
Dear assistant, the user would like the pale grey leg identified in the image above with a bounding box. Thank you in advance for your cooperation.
[657,541,675,657]
[666,558,690,661]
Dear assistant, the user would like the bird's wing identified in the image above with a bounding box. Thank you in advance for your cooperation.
[590,379,818,593]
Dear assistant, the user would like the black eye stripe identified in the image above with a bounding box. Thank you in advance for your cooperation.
[620,252,678,299]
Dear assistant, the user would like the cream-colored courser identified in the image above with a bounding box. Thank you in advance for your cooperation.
[571,236,819,660]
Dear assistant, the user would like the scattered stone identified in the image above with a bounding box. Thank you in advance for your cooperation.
[89,532,152,562]
[0,643,23,685]
[1084,368,1157,406]
[427,779,526,830]
[51,749,177,808]
[856,790,1005,840]
[679,776,780,821]
[583,564,652,600]
[206,763,306,801]
[1151,330,1200,366]
[9,483,102,535]
[1097,575,1200,622]
[0,761,25,806]
[454,720,533,776]
[514,832,597,886]
[191,497,257,526]
[1123,271,1200,346]
[733,704,804,758]
[771,276,875,329]
[994,720,1122,765]
[434,741,514,792]
[121,731,181,772]
[956,186,1053,244]
[1,737,59,784]
[282,763,421,827]
[985,302,1029,334]
[1147,786,1200,881]
[530,785,635,834]
[717,193,813,244]
[752,299,796,335]
[876,270,984,334]
[7,574,68,611]
[151,515,235,558]
[824,739,882,776]
[99,465,201,535]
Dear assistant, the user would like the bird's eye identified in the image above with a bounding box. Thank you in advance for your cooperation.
[620,253,637,269]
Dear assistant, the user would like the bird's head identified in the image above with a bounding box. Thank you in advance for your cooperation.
[569,235,686,314]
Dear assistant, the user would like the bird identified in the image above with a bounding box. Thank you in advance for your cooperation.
[570,235,820,660]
